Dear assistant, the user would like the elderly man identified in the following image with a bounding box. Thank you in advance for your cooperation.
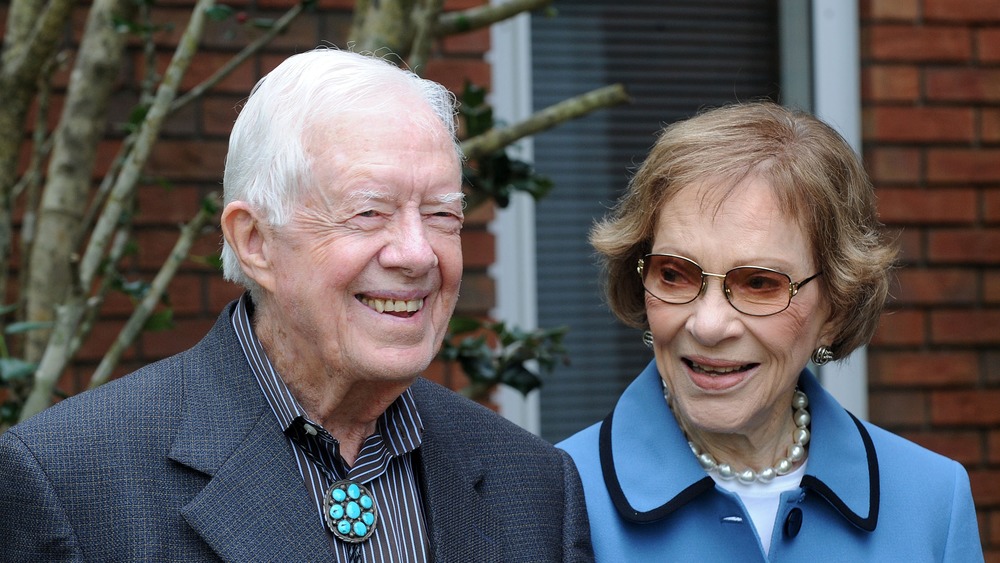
[0,49,592,562]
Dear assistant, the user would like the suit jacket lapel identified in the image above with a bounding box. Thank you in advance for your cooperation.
[167,306,331,562]
[414,380,504,562]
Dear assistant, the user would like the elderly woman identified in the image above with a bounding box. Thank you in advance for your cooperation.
[558,102,983,561]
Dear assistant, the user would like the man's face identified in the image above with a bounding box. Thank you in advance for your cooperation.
[260,102,464,386]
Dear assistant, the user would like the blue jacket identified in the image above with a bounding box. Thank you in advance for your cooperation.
[559,361,983,562]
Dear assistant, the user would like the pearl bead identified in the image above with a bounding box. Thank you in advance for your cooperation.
[758,467,776,482]
[788,444,806,462]
[718,464,735,479]
[794,408,811,427]
[698,453,717,470]
[794,427,810,446]
[738,469,757,484]
[775,458,793,475]
[792,390,809,409]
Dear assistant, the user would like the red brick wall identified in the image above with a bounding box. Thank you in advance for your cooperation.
[862,0,1000,557]
[22,0,494,394]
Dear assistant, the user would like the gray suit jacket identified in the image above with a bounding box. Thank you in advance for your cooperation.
[0,303,593,562]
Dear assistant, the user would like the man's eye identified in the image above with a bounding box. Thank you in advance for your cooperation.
[357,210,379,218]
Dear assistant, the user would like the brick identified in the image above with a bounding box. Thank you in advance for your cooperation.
[928,228,1000,262]
[872,308,926,345]
[865,107,975,142]
[988,272,1000,303]
[135,183,206,226]
[928,149,1000,183]
[864,0,919,20]
[866,147,921,183]
[862,65,919,102]
[201,95,243,137]
[866,25,972,62]
[932,309,1000,344]
[970,470,1000,507]
[892,227,924,263]
[925,0,1000,23]
[927,69,1000,102]
[424,58,491,93]
[455,271,494,315]
[146,139,228,182]
[441,27,490,56]
[891,268,978,305]
[990,509,1000,549]
[900,430,982,464]
[209,276,244,311]
[988,189,1000,223]
[877,188,978,224]
[979,28,1000,63]
[868,389,928,426]
[140,317,217,358]
[933,390,1000,425]
[870,350,979,386]
[985,109,1000,144]
[77,319,131,362]
[990,429,1000,464]
[987,351,1000,387]
[461,227,494,267]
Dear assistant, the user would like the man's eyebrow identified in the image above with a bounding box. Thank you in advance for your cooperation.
[345,189,387,204]
[432,192,466,206]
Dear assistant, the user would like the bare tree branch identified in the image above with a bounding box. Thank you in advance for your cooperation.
[461,83,630,161]
[435,0,551,36]
[24,0,138,364]
[20,0,218,419]
[88,193,220,389]
[79,0,215,289]
[406,0,444,75]
[171,2,307,113]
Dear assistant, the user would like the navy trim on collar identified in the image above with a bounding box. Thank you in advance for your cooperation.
[599,407,715,523]
[800,411,880,531]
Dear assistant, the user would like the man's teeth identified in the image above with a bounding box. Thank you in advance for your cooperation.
[690,361,747,375]
[361,297,423,313]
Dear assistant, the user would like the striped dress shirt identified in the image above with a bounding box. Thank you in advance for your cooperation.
[231,294,430,562]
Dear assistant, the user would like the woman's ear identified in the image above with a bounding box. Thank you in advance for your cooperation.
[221,201,277,293]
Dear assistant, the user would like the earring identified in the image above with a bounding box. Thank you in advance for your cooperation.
[642,330,654,349]
[811,345,833,365]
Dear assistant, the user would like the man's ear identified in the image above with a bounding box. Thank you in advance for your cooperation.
[221,201,277,293]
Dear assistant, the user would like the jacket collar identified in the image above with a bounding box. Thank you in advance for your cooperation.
[600,361,879,531]
[169,303,331,561]
[410,378,502,560]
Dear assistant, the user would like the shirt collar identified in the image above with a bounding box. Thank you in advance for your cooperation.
[600,360,878,531]
[230,293,423,459]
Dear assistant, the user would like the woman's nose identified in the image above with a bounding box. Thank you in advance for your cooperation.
[685,277,741,345]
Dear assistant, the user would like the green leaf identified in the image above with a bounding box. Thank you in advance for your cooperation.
[448,316,483,334]
[0,358,36,381]
[5,321,55,335]
[205,5,235,21]
[143,310,174,332]
[0,303,18,316]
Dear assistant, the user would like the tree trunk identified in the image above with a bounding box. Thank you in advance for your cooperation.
[23,0,137,363]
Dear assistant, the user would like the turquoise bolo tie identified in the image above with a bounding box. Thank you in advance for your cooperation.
[323,480,378,543]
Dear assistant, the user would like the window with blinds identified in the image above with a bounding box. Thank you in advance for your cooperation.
[532,0,781,443]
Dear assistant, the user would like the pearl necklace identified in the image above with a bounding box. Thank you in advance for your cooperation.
[665,386,811,484]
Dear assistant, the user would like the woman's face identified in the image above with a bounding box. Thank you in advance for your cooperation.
[646,176,836,443]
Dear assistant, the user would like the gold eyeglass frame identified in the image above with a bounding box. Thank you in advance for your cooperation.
[637,253,822,317]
